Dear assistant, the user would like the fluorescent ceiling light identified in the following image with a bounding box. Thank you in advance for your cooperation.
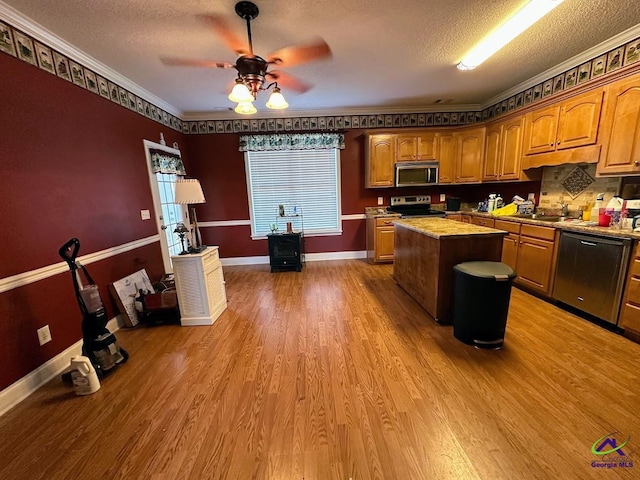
[457,0,564,70]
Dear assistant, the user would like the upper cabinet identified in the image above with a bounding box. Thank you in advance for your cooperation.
[482,116,525,182]
[437,132,456,184]
[524,89,603,154]
[365,134,395,188]
[396,132,438,161]
[597,73,640,176]
[522,89,604,168]
[455,127,486,183]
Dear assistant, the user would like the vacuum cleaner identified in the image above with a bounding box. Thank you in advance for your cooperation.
[59,238,128,379]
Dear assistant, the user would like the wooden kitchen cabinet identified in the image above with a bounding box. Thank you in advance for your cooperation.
[523,88,603,156]
[437,132,456,183]
[597,73,640,176]
[396,132,438,161]
[483,123,502,181]
[365,134,395,187]
[482,117,525,182]
[494,220,521,271]
[366,215,398,263]
[515,224,559,296]
[619,242,640,340]
[455,126,486,183]
[470,216,495,228]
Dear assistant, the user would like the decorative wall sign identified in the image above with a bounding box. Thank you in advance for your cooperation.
[34,41,54,73]
[0,21,16,56]
[13,30,36,65]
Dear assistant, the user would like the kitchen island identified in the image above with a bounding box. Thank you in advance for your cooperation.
[393,217,507,324]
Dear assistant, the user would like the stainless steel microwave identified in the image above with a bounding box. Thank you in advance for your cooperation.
[395,161,439,187]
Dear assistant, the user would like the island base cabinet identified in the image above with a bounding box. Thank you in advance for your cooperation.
[393,225,503,324]
[172,247,227,326]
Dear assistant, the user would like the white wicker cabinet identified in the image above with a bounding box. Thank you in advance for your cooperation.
[171,247,227,326]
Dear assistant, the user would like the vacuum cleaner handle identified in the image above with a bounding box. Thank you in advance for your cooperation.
[59,238,80,270]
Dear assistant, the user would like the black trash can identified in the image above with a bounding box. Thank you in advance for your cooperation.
[453,261,516,349]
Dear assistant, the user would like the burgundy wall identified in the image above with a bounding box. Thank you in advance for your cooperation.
[0,53,184,389]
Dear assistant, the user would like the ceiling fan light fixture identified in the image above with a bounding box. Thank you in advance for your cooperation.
[265,87,289,109]
[228,79,254,102]
[234,101,257,114]
[457,0,564,70]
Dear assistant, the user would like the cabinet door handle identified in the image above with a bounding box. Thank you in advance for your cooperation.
[634,161,640,166]
[550,143,554,146]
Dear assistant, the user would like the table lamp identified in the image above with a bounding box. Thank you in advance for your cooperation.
[174,178,206,253]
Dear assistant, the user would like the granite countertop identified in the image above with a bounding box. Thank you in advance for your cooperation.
[468,212,640,240]
[365,207,400,218]
[394,217,508,239]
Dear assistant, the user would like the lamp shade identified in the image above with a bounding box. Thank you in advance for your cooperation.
[228,80,253,103]
[266,87,289,109]
[174,178,206,204]
[234,101,257,115]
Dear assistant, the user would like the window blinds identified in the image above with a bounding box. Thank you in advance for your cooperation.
[246,149,341,238]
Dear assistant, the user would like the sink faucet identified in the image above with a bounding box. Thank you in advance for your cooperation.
[561,203,569,217]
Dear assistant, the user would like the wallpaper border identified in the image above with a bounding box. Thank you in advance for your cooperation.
[1,17,639,135]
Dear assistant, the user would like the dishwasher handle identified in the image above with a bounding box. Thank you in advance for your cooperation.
[580,240,598,247]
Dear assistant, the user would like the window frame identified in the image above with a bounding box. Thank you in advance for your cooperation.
[244,148,342,240]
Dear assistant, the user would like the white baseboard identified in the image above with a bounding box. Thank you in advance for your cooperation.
[220,250,366,267]
[0,315,122,418]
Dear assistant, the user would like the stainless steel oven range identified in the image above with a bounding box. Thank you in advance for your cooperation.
[386,195,446,218]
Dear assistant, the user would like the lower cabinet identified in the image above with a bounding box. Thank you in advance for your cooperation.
[494,220,521,271]
[446,214,472,223]
[172,247,227,326]
[514,224,559,296]
[366,215,399,263]
[471,216,495,228]
[619,242,640,340]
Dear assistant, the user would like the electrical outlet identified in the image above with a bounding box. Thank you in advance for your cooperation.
[37,325,52,346]
[140,209,151,220]
[440,194,446,202]
[377,196,384,206]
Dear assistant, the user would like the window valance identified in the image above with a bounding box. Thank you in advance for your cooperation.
[149,148,186,175]
[239,133,345,152]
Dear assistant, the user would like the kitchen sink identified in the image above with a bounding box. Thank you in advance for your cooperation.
[513,214,563,222]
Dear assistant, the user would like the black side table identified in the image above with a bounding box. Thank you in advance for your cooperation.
[268,232,303,272]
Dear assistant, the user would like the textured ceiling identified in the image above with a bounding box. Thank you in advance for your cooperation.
[3,0,640,118]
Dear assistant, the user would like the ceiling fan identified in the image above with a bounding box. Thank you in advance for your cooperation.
[161,1,332,114]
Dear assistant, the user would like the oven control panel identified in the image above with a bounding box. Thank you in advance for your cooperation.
[390,195,431,206]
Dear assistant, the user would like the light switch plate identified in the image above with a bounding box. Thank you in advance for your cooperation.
[377,197,384,205]
[440,194,446,202]
[141,209,151,220]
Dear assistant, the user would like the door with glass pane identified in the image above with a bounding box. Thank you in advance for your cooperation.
[143,140,186,273]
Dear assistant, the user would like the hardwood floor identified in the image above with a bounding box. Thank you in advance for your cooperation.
[1,260,640,479]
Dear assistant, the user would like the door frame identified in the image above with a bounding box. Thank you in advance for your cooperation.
[142,139,186,273]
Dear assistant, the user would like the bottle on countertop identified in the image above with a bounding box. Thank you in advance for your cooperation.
[495,194,504,209]
[591,193,606,225]
[487,194,497,212]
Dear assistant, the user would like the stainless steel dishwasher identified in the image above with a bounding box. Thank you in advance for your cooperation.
[553,231,632,325]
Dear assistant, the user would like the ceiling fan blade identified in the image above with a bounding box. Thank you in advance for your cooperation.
[197,14,251,56]
[267,71,312,93]
[267,38,332,67]
[161,57,235,69]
